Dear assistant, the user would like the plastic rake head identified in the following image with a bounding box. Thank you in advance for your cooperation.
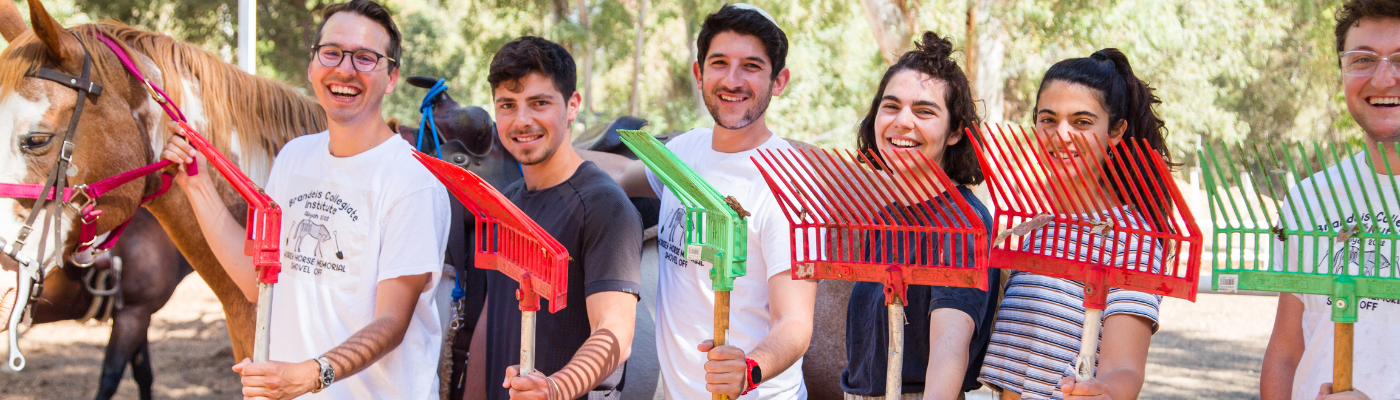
[1201,140,1400,323]
[751,148,990,306]
[970,124,1202,308]
[412,151,569,313]
[617,130,747,292]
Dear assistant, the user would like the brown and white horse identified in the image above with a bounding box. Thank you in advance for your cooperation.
[0,0,324,370]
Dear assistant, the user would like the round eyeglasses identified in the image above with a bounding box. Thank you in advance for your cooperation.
[312,44,397,73]
[1338,50,1400,78]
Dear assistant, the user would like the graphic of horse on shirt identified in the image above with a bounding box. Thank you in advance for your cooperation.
[1326,240,1392,277]
[289,218,343,259]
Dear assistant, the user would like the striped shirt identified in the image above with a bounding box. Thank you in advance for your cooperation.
[978,206,1163,399]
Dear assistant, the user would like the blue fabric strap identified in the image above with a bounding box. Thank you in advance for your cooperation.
[419,78,463,300]
[417,78,449,159]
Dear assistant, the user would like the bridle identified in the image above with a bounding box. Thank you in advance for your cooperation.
[0,32,183,371]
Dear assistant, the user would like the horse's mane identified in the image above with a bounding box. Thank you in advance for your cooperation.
[0,21,326,181]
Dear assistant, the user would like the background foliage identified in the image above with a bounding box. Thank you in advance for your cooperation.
[2,0,1358,174]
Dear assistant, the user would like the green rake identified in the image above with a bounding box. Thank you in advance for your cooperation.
[1201,140,1400,392]
[618,130,747,400]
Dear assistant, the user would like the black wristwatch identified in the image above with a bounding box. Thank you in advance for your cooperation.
[313,356,335,393]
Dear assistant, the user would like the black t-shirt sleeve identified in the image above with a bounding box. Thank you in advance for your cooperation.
[579,185,644,298]
[926,285,990,329]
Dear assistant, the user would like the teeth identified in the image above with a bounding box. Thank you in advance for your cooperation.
[889,138,919,148]
[513,135,543,143]
[1372,97,1400,106]
[719,94,744,102]
[329,85,360,96]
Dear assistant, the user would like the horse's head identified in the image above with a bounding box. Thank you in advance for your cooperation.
[0,0,165,270]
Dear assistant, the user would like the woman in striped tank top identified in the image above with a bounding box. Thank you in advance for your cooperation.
[976,49,1175,400]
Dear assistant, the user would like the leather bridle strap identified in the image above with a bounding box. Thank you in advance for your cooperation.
[4,33,101,271]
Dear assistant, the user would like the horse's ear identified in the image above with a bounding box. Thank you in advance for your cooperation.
[0,1,28,42]
[27,0,69,62]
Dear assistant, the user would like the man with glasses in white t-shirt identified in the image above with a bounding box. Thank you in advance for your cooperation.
[1260,1,1400,399]
[162,1,449,398]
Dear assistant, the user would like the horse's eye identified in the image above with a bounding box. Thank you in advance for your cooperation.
[20,133,53,150]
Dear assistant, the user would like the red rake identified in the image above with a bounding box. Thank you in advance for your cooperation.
[969,124,1202,381]
[175,122,282,363]
[411,151,568,376]
[752,148,989,398]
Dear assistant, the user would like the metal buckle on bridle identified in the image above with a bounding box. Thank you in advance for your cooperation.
[142,79,166,104]
[59,140,75,163]
[66,185,92,214]
[6,226,32,256]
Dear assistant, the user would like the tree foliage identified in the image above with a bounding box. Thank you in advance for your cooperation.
[2,0,1358,169]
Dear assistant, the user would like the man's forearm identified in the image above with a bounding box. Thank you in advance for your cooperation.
[548,328,629,399]
[746,317,811,380]
[322,314,410,380]
[182,183,258,300]
[1259,353,1299,400]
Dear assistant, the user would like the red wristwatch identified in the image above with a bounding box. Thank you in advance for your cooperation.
[741,358,761,395]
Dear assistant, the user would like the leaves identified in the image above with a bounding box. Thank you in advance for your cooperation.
[14,0,1353,167]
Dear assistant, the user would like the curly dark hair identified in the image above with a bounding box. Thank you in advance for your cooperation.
[487,36,577,99]
[856,31,983,185]
[1334,0,1400,53]
[312,0,401,72]
[695,4,788,80]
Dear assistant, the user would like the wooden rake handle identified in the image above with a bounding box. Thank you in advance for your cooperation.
[886,300,905,400]
[1334,322,1353,392]
[714,290,731,400]
[1073,308,1105,382]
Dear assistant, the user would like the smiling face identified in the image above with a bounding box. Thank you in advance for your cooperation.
[493,71,580,166]
[1341,17,1400,144]
[873,70,960,173]
[1034,80,1125,192]
[306,12,398,125]
[693,31,788,131]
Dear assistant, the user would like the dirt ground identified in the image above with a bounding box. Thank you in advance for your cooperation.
[0,274,1277,400]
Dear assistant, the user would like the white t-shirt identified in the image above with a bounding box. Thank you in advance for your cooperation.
[1271,153,1400,399]
[647,128,807,399]
[263,132,450,399]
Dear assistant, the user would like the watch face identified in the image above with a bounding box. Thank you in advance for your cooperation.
[749,365,762,384]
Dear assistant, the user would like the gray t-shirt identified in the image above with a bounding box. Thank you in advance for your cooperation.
[484,161,643,400]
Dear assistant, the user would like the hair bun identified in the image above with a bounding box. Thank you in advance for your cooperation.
[913,31,955,60]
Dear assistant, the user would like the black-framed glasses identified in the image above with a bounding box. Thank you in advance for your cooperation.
[1338,50,1400,77]
[312,44,397,73]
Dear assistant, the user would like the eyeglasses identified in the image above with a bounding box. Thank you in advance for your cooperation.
[312,44,397,73]
[1338,50,1400,77]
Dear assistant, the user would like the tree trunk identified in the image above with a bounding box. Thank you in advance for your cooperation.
[966,0,1005,123]
[628,0,647,116]
[577,0,593,126]
[859,0,919,65]
[684,1,706,118]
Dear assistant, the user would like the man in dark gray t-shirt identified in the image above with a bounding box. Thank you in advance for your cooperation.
[465,36,643,400]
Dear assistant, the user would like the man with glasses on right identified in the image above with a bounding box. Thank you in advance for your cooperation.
[1260,1,1399,400]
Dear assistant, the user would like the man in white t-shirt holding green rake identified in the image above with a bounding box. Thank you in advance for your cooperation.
[1251,1,1400,399]
[603,4,818,399]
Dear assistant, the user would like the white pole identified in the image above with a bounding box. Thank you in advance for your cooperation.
[237,0,256,74]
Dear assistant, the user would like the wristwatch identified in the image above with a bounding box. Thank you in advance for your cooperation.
[313,356,335,393]
[742,358,762,395]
